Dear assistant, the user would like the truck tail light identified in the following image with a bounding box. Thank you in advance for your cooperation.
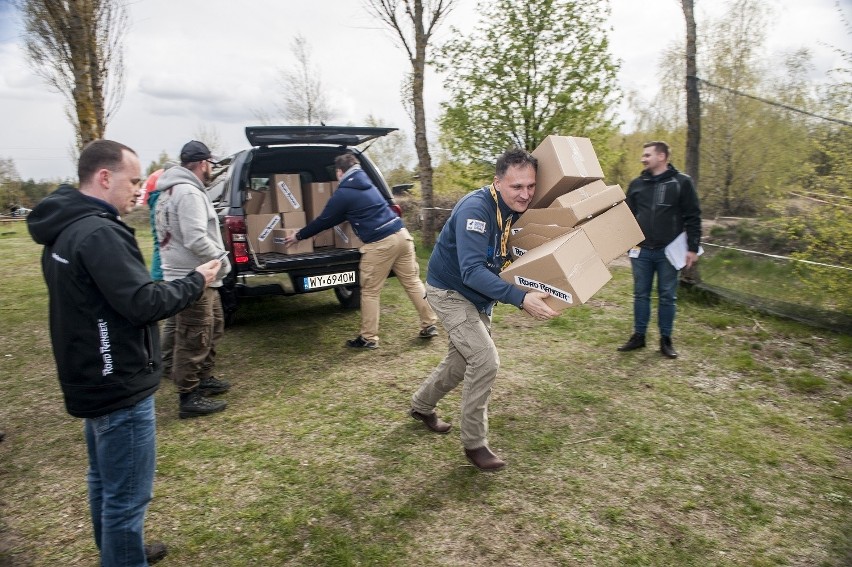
[390,204,403,217]
[232,242,249,264]
[225,215,250,265]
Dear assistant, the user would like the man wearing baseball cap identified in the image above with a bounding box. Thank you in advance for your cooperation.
[155,140,233,418]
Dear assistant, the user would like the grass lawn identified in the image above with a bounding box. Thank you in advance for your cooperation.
[0,209,850,566]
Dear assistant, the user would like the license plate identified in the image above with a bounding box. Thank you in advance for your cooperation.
[303,271,356,290]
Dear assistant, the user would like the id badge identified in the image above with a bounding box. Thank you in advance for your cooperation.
[628,247,641,259]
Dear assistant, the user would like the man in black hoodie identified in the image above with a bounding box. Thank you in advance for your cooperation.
[27,140,221,566]
[618,141,702,359]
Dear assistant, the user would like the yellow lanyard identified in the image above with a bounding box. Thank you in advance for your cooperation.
[490,183,513,269]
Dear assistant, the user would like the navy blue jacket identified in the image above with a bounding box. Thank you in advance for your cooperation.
[27,185,205,418]
[296,167,402,244]
[626,164,702,252]
[427,186,527,314]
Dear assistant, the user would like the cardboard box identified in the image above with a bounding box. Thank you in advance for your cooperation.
[246,214,281,254]
[334,222,363,249]
[313,229,335,248]
[512,207,579,232]
[301,182,334,246]
[269,173,303,213]
[280,211,306,228]
[244,188,272,215]
[548,181,625,226]
[303,182,334,219]
[508,223,575,259]
[530,136,604,208]
[577,201,644,264]
[272,228,314,255]
[500,229,612,312]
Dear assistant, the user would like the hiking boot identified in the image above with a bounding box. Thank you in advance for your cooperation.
[409,409,452,433]
[464,446,506,472]
[418,325,439,339]
[144,541,168,564]
[617,333,646,352]
[347,335,378,349]
[660,336,678,359]
[199,376,231,396]
[179,391,227,419]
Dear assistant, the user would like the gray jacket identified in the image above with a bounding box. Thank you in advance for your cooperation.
[155,166,230,286]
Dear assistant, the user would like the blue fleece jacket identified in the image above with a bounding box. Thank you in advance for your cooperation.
[426,186,527,314]
[296,166,402,244]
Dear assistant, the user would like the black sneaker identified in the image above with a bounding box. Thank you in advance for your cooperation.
[617,333,646,352]
[144,541,168,564]
[199,376,231,396]
[179,391,227,419]
[346,335,378,349]
[418,325,438,339]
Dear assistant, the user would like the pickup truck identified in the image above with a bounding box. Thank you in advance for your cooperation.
[206,126,402,325]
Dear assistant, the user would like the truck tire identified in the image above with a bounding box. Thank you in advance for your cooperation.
[218,279,239,327]
[334,285,361,309]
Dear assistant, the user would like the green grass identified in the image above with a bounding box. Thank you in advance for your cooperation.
[0,210,850,566]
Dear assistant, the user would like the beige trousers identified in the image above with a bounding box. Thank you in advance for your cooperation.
[411,284,499,450]
[358,228,436,343]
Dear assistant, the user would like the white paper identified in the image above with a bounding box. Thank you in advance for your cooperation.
[664,232,703,269]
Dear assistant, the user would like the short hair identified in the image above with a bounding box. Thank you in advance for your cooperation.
[643,141,670,159]
[334,153,359,172]
[78,140,137,183]
[495,148,538,178]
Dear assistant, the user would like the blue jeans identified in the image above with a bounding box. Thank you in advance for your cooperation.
[630,247,679,337]
[85,394,156,567]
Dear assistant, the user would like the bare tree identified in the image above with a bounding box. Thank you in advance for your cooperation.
[19,0,127,151]
[682,0,700,187]
[363,0,458,247]
[275,35,334,125]
[194,123,225,158]
[681,0,701,285]
[0,158,23,211]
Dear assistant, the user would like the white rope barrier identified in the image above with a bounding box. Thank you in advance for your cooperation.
[702,242,851,272]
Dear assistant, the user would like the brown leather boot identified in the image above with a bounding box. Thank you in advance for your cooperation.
[409,409,452,433]
[464,446,506,472]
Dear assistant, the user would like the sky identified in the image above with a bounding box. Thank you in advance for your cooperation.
[0,0,849,182]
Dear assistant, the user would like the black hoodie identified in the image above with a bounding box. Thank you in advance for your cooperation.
[27,185,205,418]
[625,164,702,252]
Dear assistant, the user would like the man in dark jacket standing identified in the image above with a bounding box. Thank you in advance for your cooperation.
[283,152,437,349]
[619,141,702,358]
[27,140,221,566]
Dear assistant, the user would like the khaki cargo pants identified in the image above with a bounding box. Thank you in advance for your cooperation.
[411,283,499,450]
[358,228,436,343]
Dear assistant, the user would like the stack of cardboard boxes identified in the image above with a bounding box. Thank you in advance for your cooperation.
[244,175,363,255]
[245,173,313,255]
[499,135,645,312]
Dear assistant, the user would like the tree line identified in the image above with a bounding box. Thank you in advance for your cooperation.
[5,0,849,271]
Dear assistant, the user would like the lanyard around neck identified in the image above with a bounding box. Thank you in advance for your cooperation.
[490,183,513,269]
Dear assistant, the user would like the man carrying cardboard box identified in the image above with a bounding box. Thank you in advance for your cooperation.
[282,152,438,348]
[618,141,702,359]
[408,148,558,472]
